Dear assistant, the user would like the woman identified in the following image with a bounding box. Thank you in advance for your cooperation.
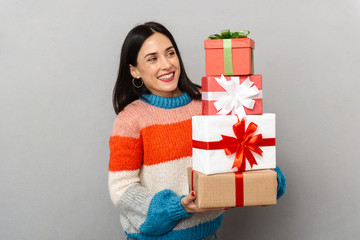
[109,22,286,240]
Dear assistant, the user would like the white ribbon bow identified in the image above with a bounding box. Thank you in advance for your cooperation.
[213,75,261,117]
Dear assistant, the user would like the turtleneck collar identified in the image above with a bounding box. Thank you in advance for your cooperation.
[140,92,192,109]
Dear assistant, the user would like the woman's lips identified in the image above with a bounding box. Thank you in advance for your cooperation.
[157,72,175,82]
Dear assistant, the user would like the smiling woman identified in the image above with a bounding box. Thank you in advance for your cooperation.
[129,32,181,98]
[109,22,223,240]
[112,22,201,114]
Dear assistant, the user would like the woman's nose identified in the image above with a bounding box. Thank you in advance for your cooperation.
[160,56,172,69]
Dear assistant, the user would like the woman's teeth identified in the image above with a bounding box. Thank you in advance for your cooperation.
[158,72,174,80]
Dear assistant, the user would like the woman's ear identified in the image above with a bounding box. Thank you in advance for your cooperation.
[129,64,140,79]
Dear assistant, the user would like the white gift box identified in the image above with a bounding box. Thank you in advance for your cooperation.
[192,114,276,175]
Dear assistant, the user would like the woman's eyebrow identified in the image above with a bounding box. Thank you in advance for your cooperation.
[144,52,157,59]
[143,46,174,59]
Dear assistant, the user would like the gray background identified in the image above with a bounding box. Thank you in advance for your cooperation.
[1,0,359,239]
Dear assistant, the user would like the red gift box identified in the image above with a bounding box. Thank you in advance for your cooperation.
[202,75,263,116]
[204,38,254,76]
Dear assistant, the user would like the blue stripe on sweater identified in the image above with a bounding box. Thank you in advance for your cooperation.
[275,166,286,199]
[140,92,192,109]
[127,214,223,240]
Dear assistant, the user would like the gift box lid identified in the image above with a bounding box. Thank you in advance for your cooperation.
[201,75,262,92]
[204,38,255,50]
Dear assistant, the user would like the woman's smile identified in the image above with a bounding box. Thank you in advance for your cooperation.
[157,71,175,82]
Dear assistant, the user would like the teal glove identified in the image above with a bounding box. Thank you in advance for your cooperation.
[274,166,286,199]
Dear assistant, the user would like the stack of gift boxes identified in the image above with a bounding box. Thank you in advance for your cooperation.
[189,30,278,208]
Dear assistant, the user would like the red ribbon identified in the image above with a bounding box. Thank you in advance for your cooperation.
[235,172,244,206]
[191,170,194,192]
[193,118,275,171]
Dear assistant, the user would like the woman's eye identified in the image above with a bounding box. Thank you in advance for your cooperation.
[148,57,156,62]
[168,51,175,57]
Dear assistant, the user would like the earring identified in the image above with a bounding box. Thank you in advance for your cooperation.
[132,77,143,88]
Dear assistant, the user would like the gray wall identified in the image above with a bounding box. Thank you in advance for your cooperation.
[1,0,359,239]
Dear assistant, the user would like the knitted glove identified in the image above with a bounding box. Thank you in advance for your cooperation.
[274,166,286,199]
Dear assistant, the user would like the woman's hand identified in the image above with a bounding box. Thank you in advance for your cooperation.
[181,191,226,213]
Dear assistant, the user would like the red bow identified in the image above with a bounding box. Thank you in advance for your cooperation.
[219,118,263,170]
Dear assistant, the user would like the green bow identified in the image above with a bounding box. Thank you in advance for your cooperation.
[208,29,250,39]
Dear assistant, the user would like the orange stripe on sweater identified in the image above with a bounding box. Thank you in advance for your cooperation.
[109,136,143,171]
[141,119,192,166]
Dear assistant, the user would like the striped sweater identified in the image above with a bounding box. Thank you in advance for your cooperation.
[108,92,223,240]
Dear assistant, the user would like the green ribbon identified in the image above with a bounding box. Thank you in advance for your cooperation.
[223,39,233,75]
[208,29,250,39]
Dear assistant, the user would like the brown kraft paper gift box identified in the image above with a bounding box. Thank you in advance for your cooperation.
[188,168,277,208]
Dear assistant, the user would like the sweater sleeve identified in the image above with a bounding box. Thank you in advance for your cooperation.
[108,111,192,236]
[275,166,286,199]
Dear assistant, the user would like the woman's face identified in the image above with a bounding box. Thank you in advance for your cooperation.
[130,32,181,97]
